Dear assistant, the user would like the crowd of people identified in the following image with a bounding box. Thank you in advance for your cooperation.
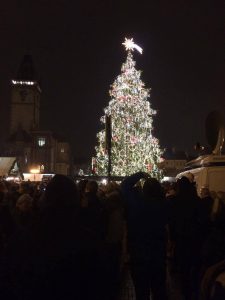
[0,172,224,300]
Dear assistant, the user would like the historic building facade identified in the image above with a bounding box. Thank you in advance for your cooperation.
[6,55,72,177]
[159,148,187,179]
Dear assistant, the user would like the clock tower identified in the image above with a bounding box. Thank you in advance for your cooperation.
[10,55,41,135]
[5,55,72,177]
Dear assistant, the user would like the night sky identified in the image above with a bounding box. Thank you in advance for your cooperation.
[0,0,224,162]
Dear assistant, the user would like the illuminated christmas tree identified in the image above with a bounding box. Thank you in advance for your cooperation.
[94,38,163,178]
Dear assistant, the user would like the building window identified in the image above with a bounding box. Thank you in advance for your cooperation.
[38,137,46,147]
[61,148,64,153]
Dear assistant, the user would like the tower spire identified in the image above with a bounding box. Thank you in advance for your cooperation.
[16,55,37,81]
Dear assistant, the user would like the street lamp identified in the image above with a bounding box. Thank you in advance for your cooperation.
[30,168,40,181]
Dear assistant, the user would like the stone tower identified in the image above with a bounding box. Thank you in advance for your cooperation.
[5,55,72,177]
[10,55,41,135]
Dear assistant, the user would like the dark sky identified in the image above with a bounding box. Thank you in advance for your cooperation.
[0,0,224,161]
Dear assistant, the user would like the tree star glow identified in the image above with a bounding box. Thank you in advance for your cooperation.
[122,38,143,54]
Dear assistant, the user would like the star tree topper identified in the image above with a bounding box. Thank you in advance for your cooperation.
[122,38,143,54]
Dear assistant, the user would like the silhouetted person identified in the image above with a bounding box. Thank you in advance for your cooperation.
[1,175,108,300]
[121,172,168,300]
[80,180,107,239]
[0,181,7,203]
[169,176,201,300]
[13,193,34,230]
[4,182,20,213]
[77,179,88,208]
[103,181,125,300]
[199,187,214,239]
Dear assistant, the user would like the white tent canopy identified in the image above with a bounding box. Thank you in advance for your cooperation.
[0,157,17,177]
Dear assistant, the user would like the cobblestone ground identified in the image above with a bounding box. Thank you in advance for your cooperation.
[119,263,185,300]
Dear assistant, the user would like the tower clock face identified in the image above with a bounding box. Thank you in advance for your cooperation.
[19,89,29,101]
